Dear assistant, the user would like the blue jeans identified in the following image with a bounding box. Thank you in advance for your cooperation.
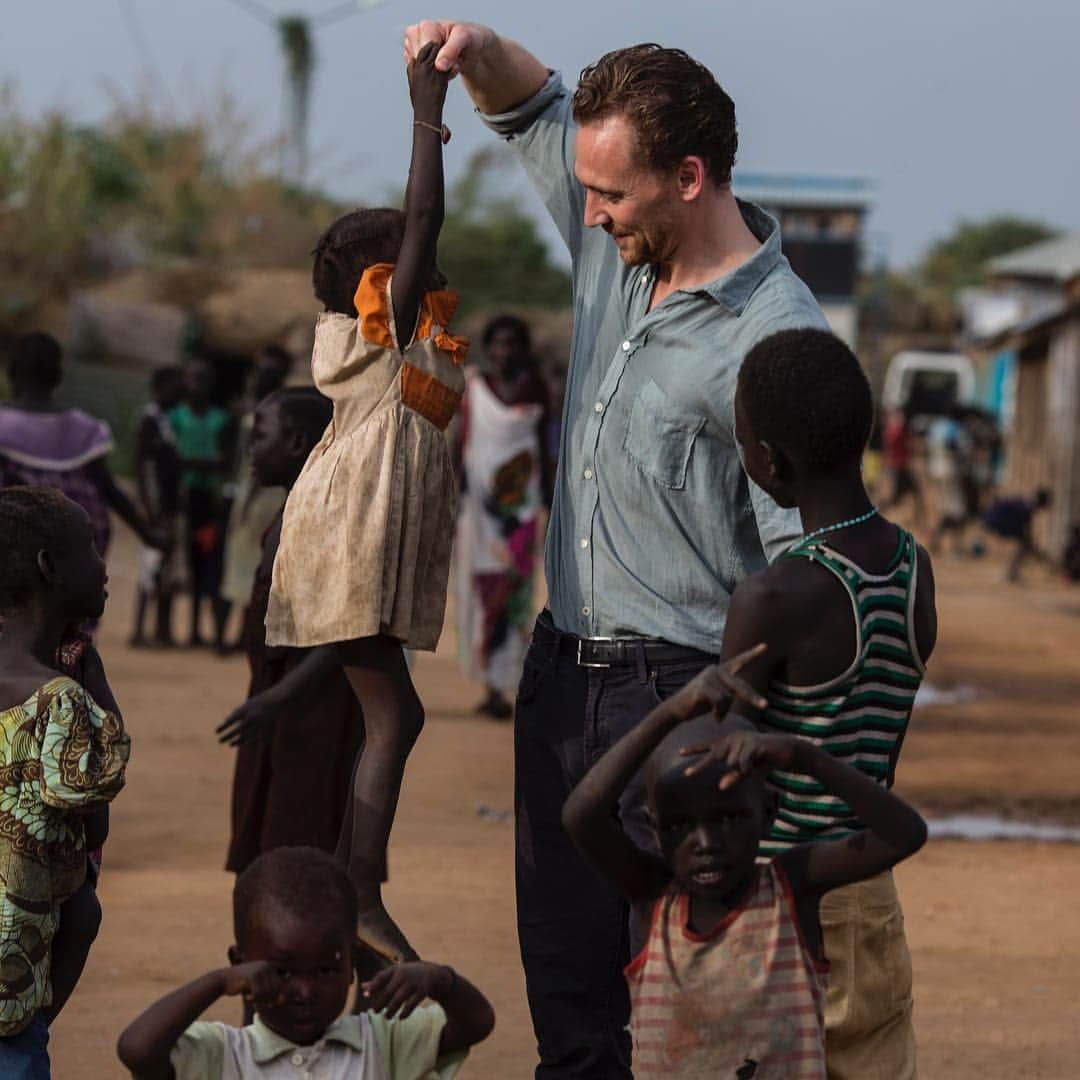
[0,1015,50,1079]
[514,612,712,1079]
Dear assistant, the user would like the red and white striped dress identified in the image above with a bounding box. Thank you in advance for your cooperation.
[626,861,828,1079]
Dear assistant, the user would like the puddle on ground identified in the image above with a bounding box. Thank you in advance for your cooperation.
[928,814,1080,843]
[914,683,978,709]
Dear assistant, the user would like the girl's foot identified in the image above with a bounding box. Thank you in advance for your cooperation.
[355,901,419,965]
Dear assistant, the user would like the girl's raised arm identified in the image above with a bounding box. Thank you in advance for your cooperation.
[391,42,449,350]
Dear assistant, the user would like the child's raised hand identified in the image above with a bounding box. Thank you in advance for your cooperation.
[681,729,797,787]
[408,41,450,122]
[666,645,768,721]
[219,961,286,1010]
[360,960,452,1020]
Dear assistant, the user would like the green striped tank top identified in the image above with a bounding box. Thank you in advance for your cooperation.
[758,527,925,857]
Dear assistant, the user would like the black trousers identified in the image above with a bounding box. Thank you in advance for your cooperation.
[514,612,713,1078]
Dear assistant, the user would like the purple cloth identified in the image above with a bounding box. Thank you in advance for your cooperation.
[0,407,114,556]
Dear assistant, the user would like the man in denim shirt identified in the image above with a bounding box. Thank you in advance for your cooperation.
[407,23,829,1077]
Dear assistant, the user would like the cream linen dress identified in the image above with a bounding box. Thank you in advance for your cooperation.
[266,263,468,650]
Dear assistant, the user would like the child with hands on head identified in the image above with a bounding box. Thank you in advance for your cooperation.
[0,486,131,1077]
[264,42,467,965]
[561,657,927,1079]
[117,846,495,1080]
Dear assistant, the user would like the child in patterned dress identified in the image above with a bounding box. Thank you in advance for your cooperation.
[264,44,467,963]
[0,486,130,1077]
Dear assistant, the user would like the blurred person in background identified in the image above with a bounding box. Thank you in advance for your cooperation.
[453,315,555,719]
[981,488,1050,583]
[881,406,923,524]
[129,365,185,648]
[220,345,296,649]
[927,405,975,554]
[0,331,162,572]
[170,355,236,651]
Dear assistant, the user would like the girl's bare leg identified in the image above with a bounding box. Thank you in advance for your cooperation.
[336,635,424,963]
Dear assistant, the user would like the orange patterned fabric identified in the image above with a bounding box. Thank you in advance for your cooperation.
[400,363,462,432]
[353,263,469,364]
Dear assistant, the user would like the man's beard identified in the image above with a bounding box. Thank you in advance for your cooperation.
[610,224,675,267]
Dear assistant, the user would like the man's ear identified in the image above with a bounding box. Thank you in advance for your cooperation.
[760,440,792,486]
[227,945,243,967]
[675,156,707,202]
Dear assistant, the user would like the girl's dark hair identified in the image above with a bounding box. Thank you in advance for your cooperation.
[7,332,63,394]
[0,486,74,608]
[482,314,532,352]
[312,208,405,315]
[268,387,333,454]
[739,328,873,471]
[233,846,358,948]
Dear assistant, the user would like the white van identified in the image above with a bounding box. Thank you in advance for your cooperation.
[881,351,975,417]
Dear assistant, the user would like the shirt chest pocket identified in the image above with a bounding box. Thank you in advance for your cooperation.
[623,378,706,490]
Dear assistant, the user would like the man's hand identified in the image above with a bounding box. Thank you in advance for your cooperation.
[361,961,452,1020]
[216,690,284,747]
[404,20,493,76]
[681,728,798,787]
[664,644,768,722]
[219,962,286,1009]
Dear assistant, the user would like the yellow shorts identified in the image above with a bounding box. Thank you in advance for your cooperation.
[820,870,917,1079]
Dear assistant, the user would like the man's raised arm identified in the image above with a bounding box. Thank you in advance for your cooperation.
[404,21,548,116]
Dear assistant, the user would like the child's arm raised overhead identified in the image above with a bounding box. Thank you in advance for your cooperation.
[683,729,928,895]
[561,646,767,917]
[391,41,450,350]
[117,962,285,1080]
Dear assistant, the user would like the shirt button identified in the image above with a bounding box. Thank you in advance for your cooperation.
[291,1053,305,1066]
[583,468,594,480]
[582,606,591,616]
[621,340,631,351]
[580,538,589,549]
[594,401,604,413]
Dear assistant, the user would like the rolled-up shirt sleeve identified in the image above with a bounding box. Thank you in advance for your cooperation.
[479,72,584,257]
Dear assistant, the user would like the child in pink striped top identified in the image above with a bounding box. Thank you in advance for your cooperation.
[562,657,927,1079]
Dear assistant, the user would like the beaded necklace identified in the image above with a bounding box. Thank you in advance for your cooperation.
[799,505,880,546]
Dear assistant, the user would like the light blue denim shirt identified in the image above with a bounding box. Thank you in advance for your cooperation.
[482,73,829,652]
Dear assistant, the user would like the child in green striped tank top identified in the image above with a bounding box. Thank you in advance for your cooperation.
[707,328,937,1078]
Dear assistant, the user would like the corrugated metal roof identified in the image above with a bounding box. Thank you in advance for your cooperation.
[989,232,1080,283]
[733,172,874,210]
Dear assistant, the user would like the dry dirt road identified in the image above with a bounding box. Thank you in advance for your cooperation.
[49,533,1080,1078]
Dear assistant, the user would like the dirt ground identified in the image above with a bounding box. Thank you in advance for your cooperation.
[49,530,1080,1078]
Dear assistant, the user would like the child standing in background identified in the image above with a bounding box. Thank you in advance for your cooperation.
[217,389,364,889]
[265,44,466,963]
[130,365,184,648]
[170,355,237,652]
[0,487,131,1077]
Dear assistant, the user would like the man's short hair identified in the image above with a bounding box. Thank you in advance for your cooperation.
[739,329,873,472]
[233,847,357,948]
[572,44,738,185]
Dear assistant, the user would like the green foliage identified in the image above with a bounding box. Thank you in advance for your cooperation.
[918,215,1059,295]
[439,149,570,314]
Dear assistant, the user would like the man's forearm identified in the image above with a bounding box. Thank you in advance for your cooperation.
[458,31,548,115]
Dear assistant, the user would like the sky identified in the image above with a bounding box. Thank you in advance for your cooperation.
[7,0,1079,268]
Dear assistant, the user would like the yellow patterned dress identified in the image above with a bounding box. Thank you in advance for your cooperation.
[267,263,468,651]
[0,677,130,1034]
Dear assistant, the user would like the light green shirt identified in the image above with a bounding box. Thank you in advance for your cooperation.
[170,1007,466,1079]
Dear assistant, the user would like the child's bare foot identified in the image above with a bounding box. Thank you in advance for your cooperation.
[356,901,419,965]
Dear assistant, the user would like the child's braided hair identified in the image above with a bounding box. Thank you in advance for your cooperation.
[312,208,405,316]
[0,486,74,609]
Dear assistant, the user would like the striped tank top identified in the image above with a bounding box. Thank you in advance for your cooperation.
[759,528,925,858]
[626,862,827,1078]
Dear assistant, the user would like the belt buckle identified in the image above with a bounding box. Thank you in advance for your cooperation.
[577,635,613,669]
